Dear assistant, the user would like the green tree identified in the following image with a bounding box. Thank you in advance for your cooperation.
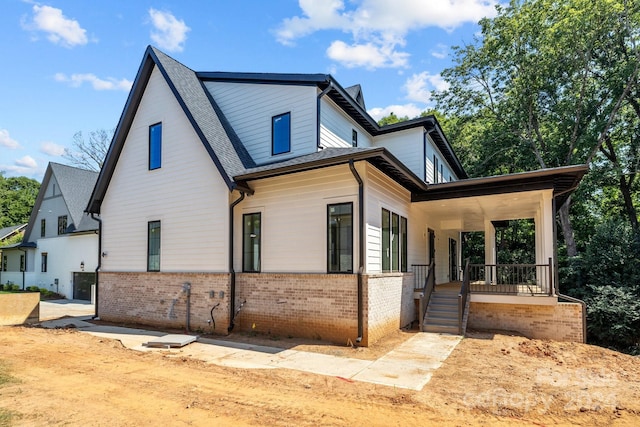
[0,173,40,229]
[377,112,409,126]
[435,0,640,257]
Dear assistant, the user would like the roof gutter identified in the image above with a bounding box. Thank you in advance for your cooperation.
[349,160,364,344]
[316,82,333,149]
[90,213,102,319]
[228,191,246,332]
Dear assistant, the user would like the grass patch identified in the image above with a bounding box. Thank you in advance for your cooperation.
[0,408,15,427]
[0,361,17,387]
[0,361,18,427]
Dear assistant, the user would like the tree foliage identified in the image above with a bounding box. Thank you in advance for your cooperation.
[0,173,40,229]
[62,128,113,172]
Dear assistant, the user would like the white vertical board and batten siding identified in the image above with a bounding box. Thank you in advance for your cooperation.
[319,97,372,148]
[236,164,359,273]
[204,81,317,164]
[101,66,229,273]
[26,175,69,243]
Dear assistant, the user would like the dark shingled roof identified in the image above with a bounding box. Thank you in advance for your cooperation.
[0,223,26,241]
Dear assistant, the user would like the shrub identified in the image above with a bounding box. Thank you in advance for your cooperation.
[9,284,20,291]
[0,284,4,291]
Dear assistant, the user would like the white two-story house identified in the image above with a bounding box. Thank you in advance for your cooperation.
[2,162,99,300]
[87,46,587,345]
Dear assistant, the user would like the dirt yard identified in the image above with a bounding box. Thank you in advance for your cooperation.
[1,326,639,426]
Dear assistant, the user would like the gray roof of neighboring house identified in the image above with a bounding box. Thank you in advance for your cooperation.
[86,46,467,213]
[0,223,27,241]
[22,163,98,241]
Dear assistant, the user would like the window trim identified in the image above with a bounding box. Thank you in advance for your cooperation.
[351,129,358,147]
[149,122,162,170]
[271,112,291,156]
[41,253,48,273]
[41,218,46,238]
[381,208,408,273]
[242,212,261,273]
[147,220,161,272]
[327,202,354,273]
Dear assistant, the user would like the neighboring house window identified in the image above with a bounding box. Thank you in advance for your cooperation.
[352,129,358,147]
[272,112,291,155]
[243,213,261,272]
[58,215,67,235]
[41,219,46,237]
[149,123,162,170]
[41,253,48,272]
[2,255,6,271]
[327,203,353,273]
[147,221,161,272]
[381,208,408,272]
[20,255,25,272]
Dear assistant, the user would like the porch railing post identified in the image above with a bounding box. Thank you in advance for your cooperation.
[548,257,554,296]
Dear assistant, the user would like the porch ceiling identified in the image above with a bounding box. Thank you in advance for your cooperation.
[415,190,546,231]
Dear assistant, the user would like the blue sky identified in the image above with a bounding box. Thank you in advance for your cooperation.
[0,0,499,178]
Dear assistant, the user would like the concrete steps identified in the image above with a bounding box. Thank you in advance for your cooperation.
[423,288,461,335]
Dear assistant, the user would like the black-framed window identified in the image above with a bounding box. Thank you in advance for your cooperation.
[272,112,291,155]
[243,213,261,272]
[20,255,25,272]
[41,218,46,237]
[381,208,408,272]
[433,155,439,184]
[352,129,358,147]
[57,215,67,235]
[41,253,48,272]
[147,221,161,272]
[440,163,444,183]
[2,255,7,272]
[328,203,353,273]
[149,122,162,170]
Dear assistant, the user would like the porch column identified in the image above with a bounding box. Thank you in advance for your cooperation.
[484,220,496,284]
[539,193,555,293]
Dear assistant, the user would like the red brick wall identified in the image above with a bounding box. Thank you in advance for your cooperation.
[468,302,584,342]
[98,272,231,333]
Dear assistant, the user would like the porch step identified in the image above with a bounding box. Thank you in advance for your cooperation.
[422,289,461,335]
[423,324,460,334]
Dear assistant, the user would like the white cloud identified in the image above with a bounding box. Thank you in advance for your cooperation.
[277,0,498,69]
[40,141,66,156]
[15,155,38,169]
[0,129,21,149]
[148,8,190,52]
[55,73,132,91]
[404,72,449,104]
[327,40,409,69]
[24,5,88,48]
[431,43,448,59]
[367,103,424,121]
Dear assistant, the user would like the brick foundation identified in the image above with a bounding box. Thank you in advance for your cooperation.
[364,273,415,344]
[98,272,231,333]
[468,301,584,342]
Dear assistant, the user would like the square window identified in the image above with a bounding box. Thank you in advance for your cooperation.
[272,113,291,155]
[147,221,161,271]
[149,123,162,170]
[243,213,261,272]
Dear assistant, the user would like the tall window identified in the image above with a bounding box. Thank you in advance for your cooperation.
[2,255,6,271]
[41,219,46,237]
[272,112,291,155]
[58,215,67,235]
[328,203,353,273]
[243,213,261,272]
[41,253,48,272]
[149,123,162,170]
[433,155,439,184]
[352,129,358,147]
[381,208,408,272]
[20,255,25,272]
[147,221,161,272]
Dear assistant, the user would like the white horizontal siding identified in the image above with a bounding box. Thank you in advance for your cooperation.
[101,66,229,273]
[26,175,70,243]
[320,97,372,148]
[425,133,457,183]
[204,81,317,164]
[236,164,359,273]
[373,128,425,181]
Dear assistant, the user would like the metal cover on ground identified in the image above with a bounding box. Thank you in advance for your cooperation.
[143,334,198,348]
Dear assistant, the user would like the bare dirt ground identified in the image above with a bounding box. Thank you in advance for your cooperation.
[1,326,639,426]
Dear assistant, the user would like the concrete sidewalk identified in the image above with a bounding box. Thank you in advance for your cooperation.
[40,317,461,391]
[40,299,94,321]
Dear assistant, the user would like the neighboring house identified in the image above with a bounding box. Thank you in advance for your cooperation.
[0,223,27,285]
[86,46,587,345]
[1,163,99,300]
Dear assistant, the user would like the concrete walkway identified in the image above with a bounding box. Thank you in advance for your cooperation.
[40,316,461,391]
[40,299,95,321]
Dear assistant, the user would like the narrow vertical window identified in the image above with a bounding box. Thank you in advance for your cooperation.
[272,112,291,155]
[433,156,439,184]
[328,203,353,273]
[149,123,162,170]
[41,219,46,237]
[57,215,67,235]
[382,208,391,271]
[352,129,358,147]
[391,213,400,271]
[147,221,161,272]
[243,213,261,272]
[440,164,444,183]
[41,253,48,272]
[401,216,408,272]
[20,255,25,272]
[2,255,7,271]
